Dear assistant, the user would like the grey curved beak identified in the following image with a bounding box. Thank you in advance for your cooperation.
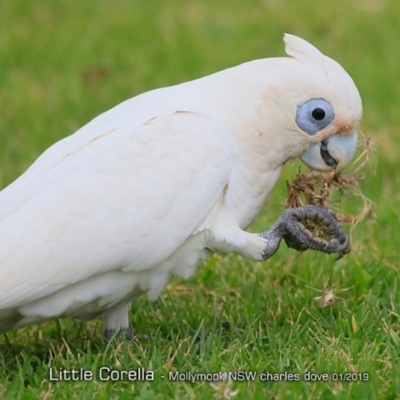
[300,131,358,172]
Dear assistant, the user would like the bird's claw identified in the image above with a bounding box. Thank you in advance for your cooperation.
[281,205,350,256]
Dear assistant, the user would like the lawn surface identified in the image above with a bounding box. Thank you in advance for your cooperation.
[0,1,399,399]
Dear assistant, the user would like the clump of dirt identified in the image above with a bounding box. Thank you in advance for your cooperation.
[285,133,374,240]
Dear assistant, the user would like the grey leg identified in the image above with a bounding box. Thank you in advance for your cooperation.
[102,302,133,340]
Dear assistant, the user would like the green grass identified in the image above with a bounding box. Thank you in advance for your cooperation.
[0,0,400,399]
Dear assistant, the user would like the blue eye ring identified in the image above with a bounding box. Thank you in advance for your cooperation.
[295,98,335,135]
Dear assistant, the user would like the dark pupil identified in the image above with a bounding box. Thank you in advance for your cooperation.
[311,108,325,121]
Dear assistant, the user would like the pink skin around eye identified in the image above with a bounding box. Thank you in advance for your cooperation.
[313,115,358,143]
[313,124,336,142]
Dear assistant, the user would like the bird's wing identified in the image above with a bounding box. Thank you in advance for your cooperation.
[0,111,233,309]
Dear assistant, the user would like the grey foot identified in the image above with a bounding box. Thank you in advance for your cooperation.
[261,205,349,258]
[103,327,133,341]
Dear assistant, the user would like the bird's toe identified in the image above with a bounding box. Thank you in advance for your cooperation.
[282,205,350,255]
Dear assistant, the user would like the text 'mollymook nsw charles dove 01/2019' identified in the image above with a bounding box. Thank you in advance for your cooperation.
[0,34,362,340]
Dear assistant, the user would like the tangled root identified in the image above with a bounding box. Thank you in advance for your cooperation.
[285,133,374,241]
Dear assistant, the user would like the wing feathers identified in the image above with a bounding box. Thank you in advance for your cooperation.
[0,111,232,311]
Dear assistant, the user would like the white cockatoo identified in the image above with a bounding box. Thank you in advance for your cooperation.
[0,34,362,339]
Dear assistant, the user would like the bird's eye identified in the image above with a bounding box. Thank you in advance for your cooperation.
[311,108,325,121]
[295,98,335,135]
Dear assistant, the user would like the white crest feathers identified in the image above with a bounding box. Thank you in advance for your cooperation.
[283,33,324,64]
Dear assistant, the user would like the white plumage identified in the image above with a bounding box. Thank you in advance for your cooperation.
[0,34,362,336]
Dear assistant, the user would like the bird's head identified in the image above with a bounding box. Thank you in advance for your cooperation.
[257,34,362,172]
